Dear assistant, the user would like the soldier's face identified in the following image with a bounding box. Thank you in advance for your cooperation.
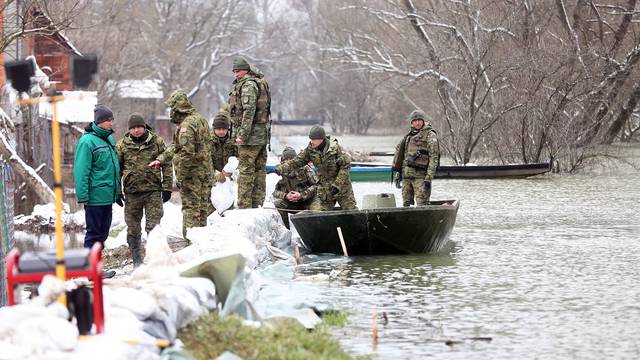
[214,128,228,138]
[309,139,324,148]
[411,119,424,130]
[233,69,248,79]
[129,126,146,138]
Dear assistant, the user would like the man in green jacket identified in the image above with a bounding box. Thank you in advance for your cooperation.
[74,104,121,277]
[116,113,172,267]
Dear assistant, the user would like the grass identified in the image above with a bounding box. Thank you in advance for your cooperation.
[178,311,365,360]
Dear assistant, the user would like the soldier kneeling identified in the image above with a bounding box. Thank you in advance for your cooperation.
[272,146,317,228]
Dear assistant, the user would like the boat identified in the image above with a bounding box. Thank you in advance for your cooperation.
[267,162,551,182]
[290,194,459,255]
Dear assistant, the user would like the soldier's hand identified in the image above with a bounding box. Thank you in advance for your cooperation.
[115,194,125,207]
[274,165,282,175]
[236,137,245,145]
[161,191,172,203]
[148,160,161,168]
[423,180,431,192]
[215,171,227,183]
[331,186,340,196]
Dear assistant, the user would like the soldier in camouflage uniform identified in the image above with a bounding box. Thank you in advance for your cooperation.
[275,126,357,211]
[211,112,238,175]
[272,146,317,227]
[392,110,440,206]
[116,113,172,267]
[227,57,271,209]
[149,90,213,239]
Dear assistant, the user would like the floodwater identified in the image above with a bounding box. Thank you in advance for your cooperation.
[277,166,640,359]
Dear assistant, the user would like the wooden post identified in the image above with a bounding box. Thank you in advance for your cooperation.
[294,242,302,265]
[336,227,348,257]
[372,304,378,349]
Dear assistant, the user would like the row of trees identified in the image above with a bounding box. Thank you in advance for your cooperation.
[2,0,640,175]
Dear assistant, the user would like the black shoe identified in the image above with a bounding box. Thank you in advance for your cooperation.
[102,269,116,279]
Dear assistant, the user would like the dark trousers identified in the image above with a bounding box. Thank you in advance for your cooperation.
[84,204,113,249]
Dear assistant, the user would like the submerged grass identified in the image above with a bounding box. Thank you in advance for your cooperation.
[179,311,364,360]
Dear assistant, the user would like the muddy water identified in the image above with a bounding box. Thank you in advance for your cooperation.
[284,168,640,359]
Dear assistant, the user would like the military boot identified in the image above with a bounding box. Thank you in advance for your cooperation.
[127,236,143,268]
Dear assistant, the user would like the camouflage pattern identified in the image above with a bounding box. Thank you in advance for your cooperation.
[124,191,162,265]
[211,132,238,172]
[116,129,172,194]
[276,136,356,211]
[228,68,270,145]
[237,145,267,208]
[394,121,439,206]
[156,90,213,237]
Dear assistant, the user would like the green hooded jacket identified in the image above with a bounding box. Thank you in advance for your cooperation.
[73,123,121,205]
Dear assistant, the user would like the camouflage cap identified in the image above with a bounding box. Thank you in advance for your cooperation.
[212,113,229,129]
[128,113,145,129]
[408,110,428,123]
[281,146,296,160]
[164,89,194,113]
[232,57,250,71]
[308,125,326,140]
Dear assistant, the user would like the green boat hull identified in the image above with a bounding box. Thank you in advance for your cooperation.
[290,200,459,255]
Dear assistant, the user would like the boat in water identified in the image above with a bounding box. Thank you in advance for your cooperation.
[267,162,551,182]
[290,194,459,256]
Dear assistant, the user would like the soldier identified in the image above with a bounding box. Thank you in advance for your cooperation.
[272,146,317,228]
[392,110,440,206]
[149,90,212,239]
[227,57,271,209]
[211,112,238,178]
[275,126,356,211]
[116,113,172,267]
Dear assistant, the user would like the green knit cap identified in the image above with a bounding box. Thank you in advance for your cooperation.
[408,110,428,123]
[308,126,326,140]
[128,113,145,129]
[281,146,296,160]
[232,57,250,71]
[212,113,229,129]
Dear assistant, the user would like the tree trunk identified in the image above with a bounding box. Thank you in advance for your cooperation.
[0,131,55,205]
[604,81,640,144]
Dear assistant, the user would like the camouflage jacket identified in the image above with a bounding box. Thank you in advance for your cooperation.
[211,134,238,172]
[278,136,351,190]
[157,110,213,182]
[117,129,172,194]
[227,69,270,145]
[273,166,318,202]
[394,124,439,180]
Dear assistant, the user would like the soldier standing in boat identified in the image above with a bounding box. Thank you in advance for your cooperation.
[275,126,357,211]
[392,110,440,206]
[272,146,317,227]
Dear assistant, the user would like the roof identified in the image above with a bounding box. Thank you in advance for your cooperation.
[39,91,97,124]
[105,80,163,99]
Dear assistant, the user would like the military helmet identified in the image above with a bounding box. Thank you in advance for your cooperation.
[164,90,193,113]
[232,57,251,71]
[128,113,145,129]
[308,125,326,140]
[281,146,296,160]
[212,113,229,129]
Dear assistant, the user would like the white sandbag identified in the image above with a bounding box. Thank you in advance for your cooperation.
[211,180,235,215]
[223,156,239,173]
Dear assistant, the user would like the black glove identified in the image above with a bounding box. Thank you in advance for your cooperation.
[423,180,431,192]
[331,186,340,196]
[161,191,172,203]
[115,194,125,207]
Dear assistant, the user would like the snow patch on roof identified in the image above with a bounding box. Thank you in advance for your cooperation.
[39,91,97,124]
[105,80,163,99]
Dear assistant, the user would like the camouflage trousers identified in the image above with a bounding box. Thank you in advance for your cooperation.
[237,145,267,209]
[273,198,312,228]
[309,183,357,211]
[124,191,163,264]
[179,175,212,238]
[401,177,431,206]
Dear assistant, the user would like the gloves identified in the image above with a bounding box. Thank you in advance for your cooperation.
[331,186,340,196]
[274,165,282,175]
[115,194,125,207]
[394,173,402,189]
[215,171,227,183]
[423,180,431,192]
[161,191,172,203]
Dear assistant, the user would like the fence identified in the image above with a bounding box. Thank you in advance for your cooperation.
[0,161,15,306]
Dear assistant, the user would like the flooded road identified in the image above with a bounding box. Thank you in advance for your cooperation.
[284,168,640,359]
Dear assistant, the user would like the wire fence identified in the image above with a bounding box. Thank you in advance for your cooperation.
[0,161,15,306]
